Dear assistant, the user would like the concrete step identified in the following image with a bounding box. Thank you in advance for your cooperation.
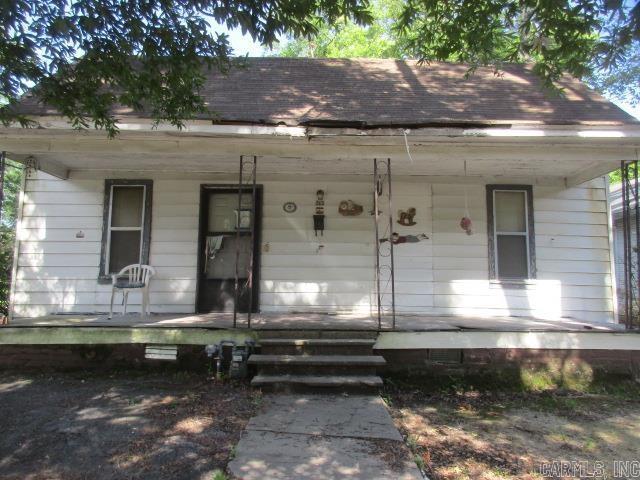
[249,354,385,375]
[249,354,386,366]
[259,338,376,356]
[259,339,377,346]
[251,374,384,391]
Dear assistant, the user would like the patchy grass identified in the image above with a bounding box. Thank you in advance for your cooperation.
[384,374,640,480]
[0,371,260,480]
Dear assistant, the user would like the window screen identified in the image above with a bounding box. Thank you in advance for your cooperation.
[99,180,153,280]
[487,186,535,281]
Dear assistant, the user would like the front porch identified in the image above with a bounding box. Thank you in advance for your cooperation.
[4,122,640,330]
[2,312,639,390]
[4,312,639,355]
[5,311,626,332]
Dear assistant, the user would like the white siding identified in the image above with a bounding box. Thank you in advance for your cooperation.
[12,171,614,323]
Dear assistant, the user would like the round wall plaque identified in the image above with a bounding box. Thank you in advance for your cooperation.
[283,201,297,213]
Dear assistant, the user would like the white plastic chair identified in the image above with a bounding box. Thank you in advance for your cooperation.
[109,264,155,319]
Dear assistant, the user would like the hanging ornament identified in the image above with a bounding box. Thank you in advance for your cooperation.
[460,160,473,235]
[460,216,473,235]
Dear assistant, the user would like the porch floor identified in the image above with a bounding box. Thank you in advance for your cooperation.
[6,312,624,332]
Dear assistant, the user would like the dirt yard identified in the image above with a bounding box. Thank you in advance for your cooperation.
[385,378,640,480]
[0,372,260,480]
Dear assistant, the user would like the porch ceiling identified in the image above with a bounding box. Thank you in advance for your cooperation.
[2,123,640,185]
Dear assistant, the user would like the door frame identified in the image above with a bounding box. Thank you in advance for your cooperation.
[195,184,263,313]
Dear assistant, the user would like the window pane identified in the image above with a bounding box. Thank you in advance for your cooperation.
[495,191,526,232]
[111,186,144,227]
[208,193,252,232]
[497,235,528,279]
[205,235,251,279]
[109,230,141,273]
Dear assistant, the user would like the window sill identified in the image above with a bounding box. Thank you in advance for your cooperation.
[489,279,536,290]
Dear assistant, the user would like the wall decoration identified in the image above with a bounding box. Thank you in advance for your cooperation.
[283,201,297,213]
[460,216,473,235]
[313,189,325,236]
[380,233,429,244]
[397,208,417,226]
[460,160,473,235]
[338,200,363,216]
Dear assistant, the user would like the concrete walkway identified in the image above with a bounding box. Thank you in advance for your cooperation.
[228,394,423,480]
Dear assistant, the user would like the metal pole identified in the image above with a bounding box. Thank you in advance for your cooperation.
[246,156,257,328]
[386,158,396,330]
[233,155,244,328]
[0,151,6,225]
[622,161,631,328]
[634,161,639,328]
[373,159,382,329]
[627,162,634,329]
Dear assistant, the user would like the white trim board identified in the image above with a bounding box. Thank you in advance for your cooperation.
[375,331,640,351]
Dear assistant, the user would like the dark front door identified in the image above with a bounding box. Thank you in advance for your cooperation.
[196,186,262,313]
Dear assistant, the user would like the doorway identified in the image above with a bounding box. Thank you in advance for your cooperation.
[196,185,262,313]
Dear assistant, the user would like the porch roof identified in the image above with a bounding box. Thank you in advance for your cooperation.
[2,123,640,185]
[4,58,640,183]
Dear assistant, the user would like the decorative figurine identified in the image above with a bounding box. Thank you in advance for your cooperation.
[338,200,363,216]
[397,208,417,226]
[380,233,429,244]
[460,216,473,235]
[313,189,325,236]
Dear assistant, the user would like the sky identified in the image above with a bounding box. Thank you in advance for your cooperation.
[223,27,640,121]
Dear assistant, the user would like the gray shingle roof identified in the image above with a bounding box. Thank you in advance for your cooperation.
[16,57,638,126]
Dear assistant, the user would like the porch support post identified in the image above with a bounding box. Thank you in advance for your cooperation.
[621,160,640,329]
[622,161,630,327]
[635,161,639,329]
[233,155,244,328]
[387,159,396,330]
[234,155,258,329]
[246,156,257,328]
[373,158,396,330]
[0,151,5,225]
[373,159,382,329]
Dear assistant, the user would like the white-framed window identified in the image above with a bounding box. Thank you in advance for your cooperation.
[487,185,536,281]
[99,180,153,280]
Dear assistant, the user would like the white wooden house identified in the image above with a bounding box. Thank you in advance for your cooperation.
[2,58,640,339]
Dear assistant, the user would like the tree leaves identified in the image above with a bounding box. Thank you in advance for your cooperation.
[0,0,371,136]
[0,160,23,317]
[277,0,638,105]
